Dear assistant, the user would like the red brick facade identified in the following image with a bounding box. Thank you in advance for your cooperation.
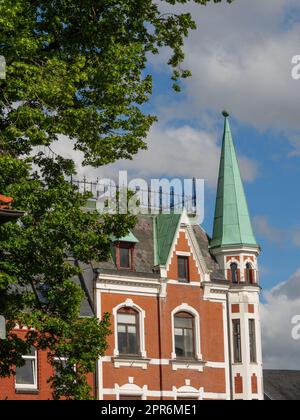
[0,328,94,400]
[98,228,229,400]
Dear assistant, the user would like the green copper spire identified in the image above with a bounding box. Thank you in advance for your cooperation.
[210,111,258,249]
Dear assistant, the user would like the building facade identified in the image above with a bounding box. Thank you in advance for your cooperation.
[0,113,264,400]
[95,113,263,401]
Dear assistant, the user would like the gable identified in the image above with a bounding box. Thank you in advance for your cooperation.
[167,230,201,282]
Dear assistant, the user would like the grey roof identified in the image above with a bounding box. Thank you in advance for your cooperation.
[192,225,226,281]
[97,215,224,281]
[7,216,224,320]
[74,261,96,317]
[97,215,156,275]
[264,370,300,400]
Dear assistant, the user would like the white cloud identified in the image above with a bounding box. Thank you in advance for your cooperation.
[52,123,258,188]
[155,0,300,151]
[252,216,286,243]
[252,215,300,248]
[262,269,300,369]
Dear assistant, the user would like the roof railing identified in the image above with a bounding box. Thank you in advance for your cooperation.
[70,177,198,215]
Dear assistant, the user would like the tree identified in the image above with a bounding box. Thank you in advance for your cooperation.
[0,0,232,399]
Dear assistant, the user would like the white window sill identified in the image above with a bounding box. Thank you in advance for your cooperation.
[15,387,39,394]
[171,359,206,372]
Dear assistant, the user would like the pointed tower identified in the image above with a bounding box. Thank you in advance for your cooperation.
[211,112,263,400]
[211,111,258,250]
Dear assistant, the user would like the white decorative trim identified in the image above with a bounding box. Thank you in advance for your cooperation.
[168,280,201,287]
[97,274,161,297]
[225,257,241,269]
[162,212,208,281]
[166,227,202,278]
[112,300,147,358]
[101,356,226,368]
[203,283,229,303]
[212,246,260,257]
[102,388,228,400]
[171,303,202,361]
[163,213,184,274]
[171,360,205,372]
[173,385,204,400]
[115,382,148,400]
[186,225,210,276]
[243,258,258,284]
[176,251,191,257]
[113,358,150,370]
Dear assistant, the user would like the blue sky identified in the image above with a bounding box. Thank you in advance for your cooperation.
[133,0,300,369]
[148,58,300,295]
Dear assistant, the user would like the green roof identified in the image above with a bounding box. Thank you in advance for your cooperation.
[210,112,258,249]
[111,231,139,244]
[154,213,181,266]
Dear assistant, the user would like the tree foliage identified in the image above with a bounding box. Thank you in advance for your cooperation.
[0,0,232,399]
[0,0,231,165]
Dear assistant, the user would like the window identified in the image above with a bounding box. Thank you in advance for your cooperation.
[246,263,255,284]
[232,320,242,363]
[178,256,189,283]
[231,263,239,284]
[120,246,131,269]
[15,348,38,390]
[249,320,257,363]
[53,357,76,378]
[120,395,142,400]
[116,243,134,270]
[174,312,195,359]
[117,308,140,356]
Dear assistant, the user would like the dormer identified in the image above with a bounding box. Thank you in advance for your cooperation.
[111,231,139,271]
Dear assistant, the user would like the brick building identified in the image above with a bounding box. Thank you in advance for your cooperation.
[95,112,263,401]
[0,113,264,400]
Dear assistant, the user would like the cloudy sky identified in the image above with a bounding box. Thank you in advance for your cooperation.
[53,0,300,369]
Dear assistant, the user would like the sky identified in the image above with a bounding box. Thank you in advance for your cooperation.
[53,0,300,370]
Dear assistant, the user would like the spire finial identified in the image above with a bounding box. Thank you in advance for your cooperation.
[222,110,230,118]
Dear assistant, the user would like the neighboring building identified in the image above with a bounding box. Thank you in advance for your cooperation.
[0,260,95,400]
[95,112,263,401]
[0,194,24,225]
[0,113,264,400]
[264,371,300,400]
[0,197,95,400]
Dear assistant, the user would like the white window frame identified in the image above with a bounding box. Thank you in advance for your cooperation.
[171,304,202,360]
[53,357,77,375]
[15,350,38,391]
[244,259,257,284]
[113,299,147,358]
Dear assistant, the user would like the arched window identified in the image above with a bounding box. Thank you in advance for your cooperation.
[174,312,195,360]
[117,307,140,356]
[246,263,255,284]
[231,263,239,284]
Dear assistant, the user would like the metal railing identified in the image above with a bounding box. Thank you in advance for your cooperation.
[32,147,199,214]
[70,176,198,214]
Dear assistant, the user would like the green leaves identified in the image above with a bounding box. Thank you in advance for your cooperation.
[0,0,233,399]
[0,154,136,398]
[0,0,231,164]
